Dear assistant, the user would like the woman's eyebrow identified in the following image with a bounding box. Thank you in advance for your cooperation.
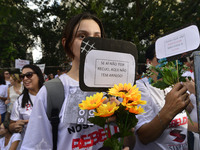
[77,30,101,34]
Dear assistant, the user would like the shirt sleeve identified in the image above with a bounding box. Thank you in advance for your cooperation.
[11,133,22,142]
[21,86,53,150]
[135,80,157,132]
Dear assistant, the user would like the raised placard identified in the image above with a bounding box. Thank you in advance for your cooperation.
[156,25,200,60]
[79,37,137,92]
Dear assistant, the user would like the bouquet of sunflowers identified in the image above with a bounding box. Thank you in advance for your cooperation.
[79,83,146,150]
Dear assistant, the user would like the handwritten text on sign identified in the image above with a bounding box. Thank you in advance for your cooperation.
[165,34,187,56]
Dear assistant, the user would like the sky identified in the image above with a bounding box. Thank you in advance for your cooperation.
[27,2,42,63]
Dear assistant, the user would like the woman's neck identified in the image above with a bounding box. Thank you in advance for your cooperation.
[4,133,12,146]
[67,63,79,81]
[29,88,39,96]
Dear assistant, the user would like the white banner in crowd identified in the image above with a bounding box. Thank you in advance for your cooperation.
[15,59,30,69]
[36,64,45,73]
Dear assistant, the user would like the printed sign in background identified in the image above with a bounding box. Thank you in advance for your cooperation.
[79,37,138,92]
[15,59,30,69]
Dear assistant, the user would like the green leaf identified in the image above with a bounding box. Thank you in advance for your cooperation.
[152,81,170,89]
[88,116,107,128]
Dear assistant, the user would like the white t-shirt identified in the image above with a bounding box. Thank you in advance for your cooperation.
[0,133,21,150]
[5,80,11,87]
[10,93,36,138]
[134,77,188,150]
[7,85,23,113]
[0,85,8,114]
[21,74,117,150]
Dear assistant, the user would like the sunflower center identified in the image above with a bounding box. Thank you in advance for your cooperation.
[119,90,128,93]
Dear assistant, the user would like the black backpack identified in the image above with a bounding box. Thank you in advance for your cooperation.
[44,78,65,150]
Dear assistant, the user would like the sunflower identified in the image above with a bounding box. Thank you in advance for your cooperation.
[79,92,107,110]
[108,83,139,99]
[122,96,146,107]
[94,102,119,117]
[128,106,145,114]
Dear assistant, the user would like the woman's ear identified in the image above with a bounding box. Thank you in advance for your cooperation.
[62,38,66,48]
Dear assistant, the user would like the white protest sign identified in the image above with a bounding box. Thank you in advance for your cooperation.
[36,64,45,73]
[156,25,200,59]
[84,50,135,87]
[15,59,30,69]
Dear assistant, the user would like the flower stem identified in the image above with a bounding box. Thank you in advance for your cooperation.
[176,60,179,82]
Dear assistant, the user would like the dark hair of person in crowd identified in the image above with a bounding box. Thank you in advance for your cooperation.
[21,64,44,108]
[0,74,6,85]
[145,43,155,61]
[62,12,105,59]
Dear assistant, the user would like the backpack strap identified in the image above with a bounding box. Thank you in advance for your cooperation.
[44,78,65,150]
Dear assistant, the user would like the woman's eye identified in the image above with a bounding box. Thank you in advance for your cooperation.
[78,34,86,39]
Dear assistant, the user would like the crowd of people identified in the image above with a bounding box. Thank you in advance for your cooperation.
[0,12,199,150]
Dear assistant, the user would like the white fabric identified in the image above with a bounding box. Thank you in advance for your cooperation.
[182,71,194,80]
[134,77,188,150]
[0,133,21,150]
[7,85,23,113]
[5,80,11,87]
[0,85,8,114]
[189,94,197,123]
[21,74,117,150]
[10,93,36,139]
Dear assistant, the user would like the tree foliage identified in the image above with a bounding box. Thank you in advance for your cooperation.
[0,0,200,69]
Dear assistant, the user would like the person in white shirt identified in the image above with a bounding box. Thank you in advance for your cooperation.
[0,114,21,150]
[9,65,44,149]
[134,43,198,150]
[3,71,11,87]
[0,74,8,123]
[6,74,23,118]
[21,13,133,150]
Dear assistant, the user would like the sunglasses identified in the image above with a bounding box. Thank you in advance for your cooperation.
[20,72,35,80]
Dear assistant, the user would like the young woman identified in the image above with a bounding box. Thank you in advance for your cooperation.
[6,74,23,117]
[21,13,133,150]
[0,114,21,150]
[9,65,44,141]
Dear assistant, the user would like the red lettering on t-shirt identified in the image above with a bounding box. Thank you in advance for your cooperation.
[168,117,187,128]
[72,126,118,149]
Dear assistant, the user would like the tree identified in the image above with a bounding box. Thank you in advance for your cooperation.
[0,0,35,68]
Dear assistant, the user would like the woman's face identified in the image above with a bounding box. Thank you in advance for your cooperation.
[71,19,101,62]
[21,68,39,92]
[10,76,15,85]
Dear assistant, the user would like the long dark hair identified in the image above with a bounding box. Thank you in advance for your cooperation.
[0,74,6,85]
[62,12,105,59]
[21,64,44,108]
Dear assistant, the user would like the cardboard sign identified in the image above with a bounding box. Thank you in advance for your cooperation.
[156,25,200,60]
[79,37,137,92]
[15,59,30,69]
